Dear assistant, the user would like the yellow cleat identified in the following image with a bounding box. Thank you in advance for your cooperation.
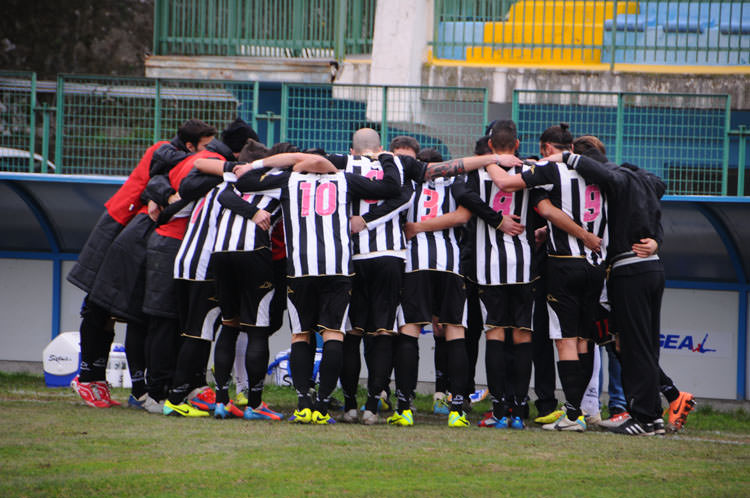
[163,400,209,417]
[448,411,469,428]
[311,410,336,425]
[235,391,249,408]
[386,409,414,426]
[290,407,313,424]
[534,409,564,425]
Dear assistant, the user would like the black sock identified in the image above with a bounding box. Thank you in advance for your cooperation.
[189,339,212,390]
[434,336,448,394]
[125,321,148,398]
[290,340,313,410]
[486,339,507,418]
[513,342,533,408]
[446,338,468,412]
[79,300,114,382]
[213,325,240,404]
[245,329,270,409]
[366,335,394,412]
[394,334,419,412]
[340,334,363,411]
[315,340,344,415]
[557,360,584,420]
[168,337,210,405]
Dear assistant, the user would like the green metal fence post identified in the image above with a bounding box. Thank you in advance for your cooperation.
[610,0,618,71]
[737,125,746,197]
[228,0,238,56]
[280,83,288,143]
[41,103,50,173]
[615,92,624,164]
[482,87,489,129]
[511,90,518,123]
[28,72,37,172]
[265,112,276,146]
[335,0,348,61]
[153,0,161,56]
[154,79,162,142]
[54,75,64,173]
[723,95,731,196]
[252,81,260,134]
[293,0,304,56]
[381,86,388,148]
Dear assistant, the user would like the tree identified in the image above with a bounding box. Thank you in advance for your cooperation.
[0,0,154,78]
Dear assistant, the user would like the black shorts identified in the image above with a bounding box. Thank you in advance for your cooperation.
[287,275,352,334]
[399,270,467,327]
[176,279,221,340]
[349,256,404,334]
[545,257,605,340]
[478,282,534,331]
[212,249,275,329]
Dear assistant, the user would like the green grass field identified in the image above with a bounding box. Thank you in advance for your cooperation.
[2,372,749,497]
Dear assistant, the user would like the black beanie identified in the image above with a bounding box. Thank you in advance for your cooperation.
[221,117,260,153]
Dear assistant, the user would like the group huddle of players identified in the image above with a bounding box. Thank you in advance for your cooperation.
[68,116,696,435]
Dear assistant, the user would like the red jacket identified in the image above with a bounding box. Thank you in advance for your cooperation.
[105,141,170,225]
[155,150,224,240]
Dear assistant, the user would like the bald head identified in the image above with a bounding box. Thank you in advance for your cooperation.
[351,128,382,155]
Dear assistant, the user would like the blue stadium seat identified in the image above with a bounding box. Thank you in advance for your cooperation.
[604,14,649,32]
[435,22,485,60]
[718,3,750,34]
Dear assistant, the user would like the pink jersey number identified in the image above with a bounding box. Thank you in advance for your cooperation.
[364,169,383,204]
[491,191,513,215]
[583,184,602,222]
[420,188,440,221]
[299,182,312,217]
[300,181,338,217]
[315,182,337,216]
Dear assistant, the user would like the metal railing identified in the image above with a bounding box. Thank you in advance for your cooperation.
[0,72,487,175]
[512,89,733,195]
[2,71,747,197]
[153,0,376,60]
[431,0,750,68]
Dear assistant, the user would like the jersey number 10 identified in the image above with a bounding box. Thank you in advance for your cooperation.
[300,182,338,217]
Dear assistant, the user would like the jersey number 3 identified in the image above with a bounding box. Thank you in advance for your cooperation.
[300,182,337,217]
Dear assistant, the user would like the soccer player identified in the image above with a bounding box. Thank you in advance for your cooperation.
[139,122,221,415]
[326,129,413,425]
[550,135,694,435]
[468,120,543,430]
[193,138,285,421]
[229,149,403,424]
[68,138,169,408]
[486,123,607,432]
[389,151,524,428]
[159,128,258,418]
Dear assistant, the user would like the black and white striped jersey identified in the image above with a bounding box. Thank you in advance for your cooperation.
[405,175,464,274]
[344,155,409,260]
[232,154,401,278]
[469,167,535,285]
[521,161,608,266]
[173,181,231,280]
[212,185,282,253]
